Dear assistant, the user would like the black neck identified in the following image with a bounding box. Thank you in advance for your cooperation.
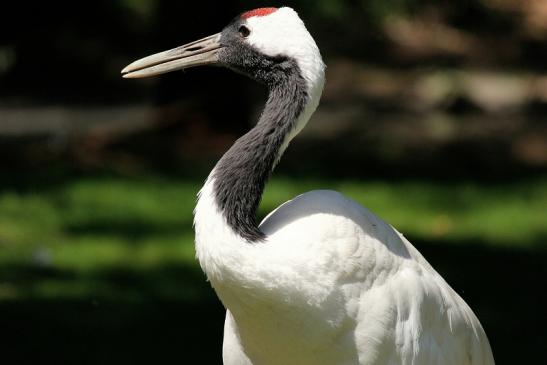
[212,61,308,242]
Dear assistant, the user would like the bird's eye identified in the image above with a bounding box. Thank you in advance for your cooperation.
[238,25,251,38]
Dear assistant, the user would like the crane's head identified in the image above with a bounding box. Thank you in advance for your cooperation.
[121,7,324,92]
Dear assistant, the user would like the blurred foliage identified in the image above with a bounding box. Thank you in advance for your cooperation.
[1,174,546,301]
[2,0,547,102]
[120,0,157,18]
[1,173,546,364]
[298,0,412,22]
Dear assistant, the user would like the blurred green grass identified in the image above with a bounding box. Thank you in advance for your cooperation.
[1,174,546,301]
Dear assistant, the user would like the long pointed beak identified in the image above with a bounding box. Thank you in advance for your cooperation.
[121,33,222,78]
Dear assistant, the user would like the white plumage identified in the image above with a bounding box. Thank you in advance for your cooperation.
[123,6,494,365]
[196,183,494,365]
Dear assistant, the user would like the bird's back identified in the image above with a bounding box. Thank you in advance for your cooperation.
[222,190,494,365]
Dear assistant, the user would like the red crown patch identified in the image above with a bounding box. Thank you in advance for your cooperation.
[241,7,278,19]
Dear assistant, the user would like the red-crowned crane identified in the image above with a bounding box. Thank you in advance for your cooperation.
[122,7,495,365]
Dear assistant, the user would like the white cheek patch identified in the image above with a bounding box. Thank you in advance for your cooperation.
[245,7,325,97]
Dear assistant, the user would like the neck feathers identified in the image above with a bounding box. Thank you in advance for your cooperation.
[196,55,324,244]
[213,60,309,242]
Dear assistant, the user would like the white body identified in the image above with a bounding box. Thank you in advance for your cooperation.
[195,182,494,365]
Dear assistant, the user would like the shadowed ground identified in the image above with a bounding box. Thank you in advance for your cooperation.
[1,239,545,364]
[0,172,545,364]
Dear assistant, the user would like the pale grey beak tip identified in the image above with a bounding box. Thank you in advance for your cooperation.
[121,61,143,78]
[120,33,221,80]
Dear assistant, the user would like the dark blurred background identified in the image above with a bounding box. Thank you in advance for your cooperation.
[1,0,546,364]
